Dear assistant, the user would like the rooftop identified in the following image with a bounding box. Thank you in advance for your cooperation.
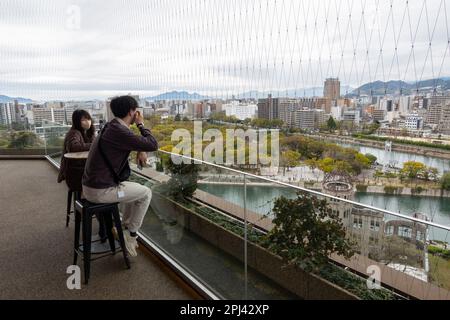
[0,160,195,299]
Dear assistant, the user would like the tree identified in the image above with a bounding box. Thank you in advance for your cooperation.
[263,192,355,272]
[327,116,337,132]
[365,153,377,165]
[165,160,199,201]
[251,118,283,128]
[8,131,39,149]
[317,157,335,173]
[280,150,301,175]
[174,113,181,121]
[441,172,450,191]
[400,161,426,180]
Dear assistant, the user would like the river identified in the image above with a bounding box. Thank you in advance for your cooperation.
[339,142,450,175]
[197,183,450,241]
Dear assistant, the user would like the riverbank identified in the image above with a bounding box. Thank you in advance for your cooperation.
[307,133,450,161]
[198,179,450,199]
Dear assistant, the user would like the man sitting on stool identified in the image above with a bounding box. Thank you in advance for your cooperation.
[82,96,158,257]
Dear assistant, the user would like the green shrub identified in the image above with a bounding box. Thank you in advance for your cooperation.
[356,184,368,192]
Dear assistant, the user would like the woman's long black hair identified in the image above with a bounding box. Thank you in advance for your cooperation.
[72,109,95,142]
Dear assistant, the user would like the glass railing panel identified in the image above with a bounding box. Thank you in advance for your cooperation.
[136,153,248,299]
[132,151,297,299]
[0,125,48,156]
[41,121,71,161]
[238,169,450,300]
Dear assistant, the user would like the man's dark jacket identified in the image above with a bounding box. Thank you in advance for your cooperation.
[82,118,158,189]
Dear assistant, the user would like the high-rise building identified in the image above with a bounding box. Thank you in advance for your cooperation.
[438,105,450,134]
[324,78,341,101]
[278,98,302,127]
[257,94,278,120]
[425,105,443,126]
[373,109,387,122]
[314,97,332,113]
[430,95,450,106]
[0,102,19,127]
[293,109,316,131]
[398,96,411,115]
[33,107,66,126]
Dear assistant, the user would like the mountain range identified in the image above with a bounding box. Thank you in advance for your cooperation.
[0,95,33,103]
[2,78,450,103]
[144,91,210,101]
[350,78,450,96]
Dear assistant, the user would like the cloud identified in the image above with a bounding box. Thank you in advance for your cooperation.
[0,0,449,100]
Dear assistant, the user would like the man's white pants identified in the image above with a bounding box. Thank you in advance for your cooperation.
[83,182,152,233]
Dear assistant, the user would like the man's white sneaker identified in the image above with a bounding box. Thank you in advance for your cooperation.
[112,227,139,253]
[123,230,138,257]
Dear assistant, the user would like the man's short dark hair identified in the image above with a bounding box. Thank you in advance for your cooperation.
[110,96,138,118]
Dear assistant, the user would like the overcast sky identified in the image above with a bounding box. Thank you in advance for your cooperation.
[1,0,449,100]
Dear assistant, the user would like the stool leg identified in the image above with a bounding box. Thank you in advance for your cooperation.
[103,212,116,254]
[73,210,81,265]
[66,190,72,227]
[97,213,107,243]
[112,206,130,269]
[82,209,93,284]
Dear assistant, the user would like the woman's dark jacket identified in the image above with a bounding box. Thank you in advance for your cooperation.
[57,128,93,191]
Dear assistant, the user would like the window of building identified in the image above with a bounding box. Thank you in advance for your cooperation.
[398,226,412,238]
[353,217,362,229]
[370,219,380,232]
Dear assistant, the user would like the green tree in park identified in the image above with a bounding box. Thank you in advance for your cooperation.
[327,116,337,132]
[442,172,450,191]
[8,131,39,149]
[400,161,426,180]
[280,150,301,174]
[365,153,377,165]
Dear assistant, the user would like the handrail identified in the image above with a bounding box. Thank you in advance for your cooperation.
[157,149,450,232]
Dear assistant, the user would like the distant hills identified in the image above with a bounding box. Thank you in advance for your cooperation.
[2,77,450,103]
[0,95,33,103]
[351,78,450,96]
[144,91,210,101]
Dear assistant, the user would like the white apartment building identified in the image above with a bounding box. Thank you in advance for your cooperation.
[223,101,258,120]
[331,106,343,121]
[404,113,423,130]
[33,107,66,125]
[0,103,18,127]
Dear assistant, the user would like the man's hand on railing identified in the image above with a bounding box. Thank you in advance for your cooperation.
[136,151,148,170]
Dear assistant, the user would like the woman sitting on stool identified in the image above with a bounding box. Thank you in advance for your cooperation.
[58,109,95,185]
[58,110,105,239]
